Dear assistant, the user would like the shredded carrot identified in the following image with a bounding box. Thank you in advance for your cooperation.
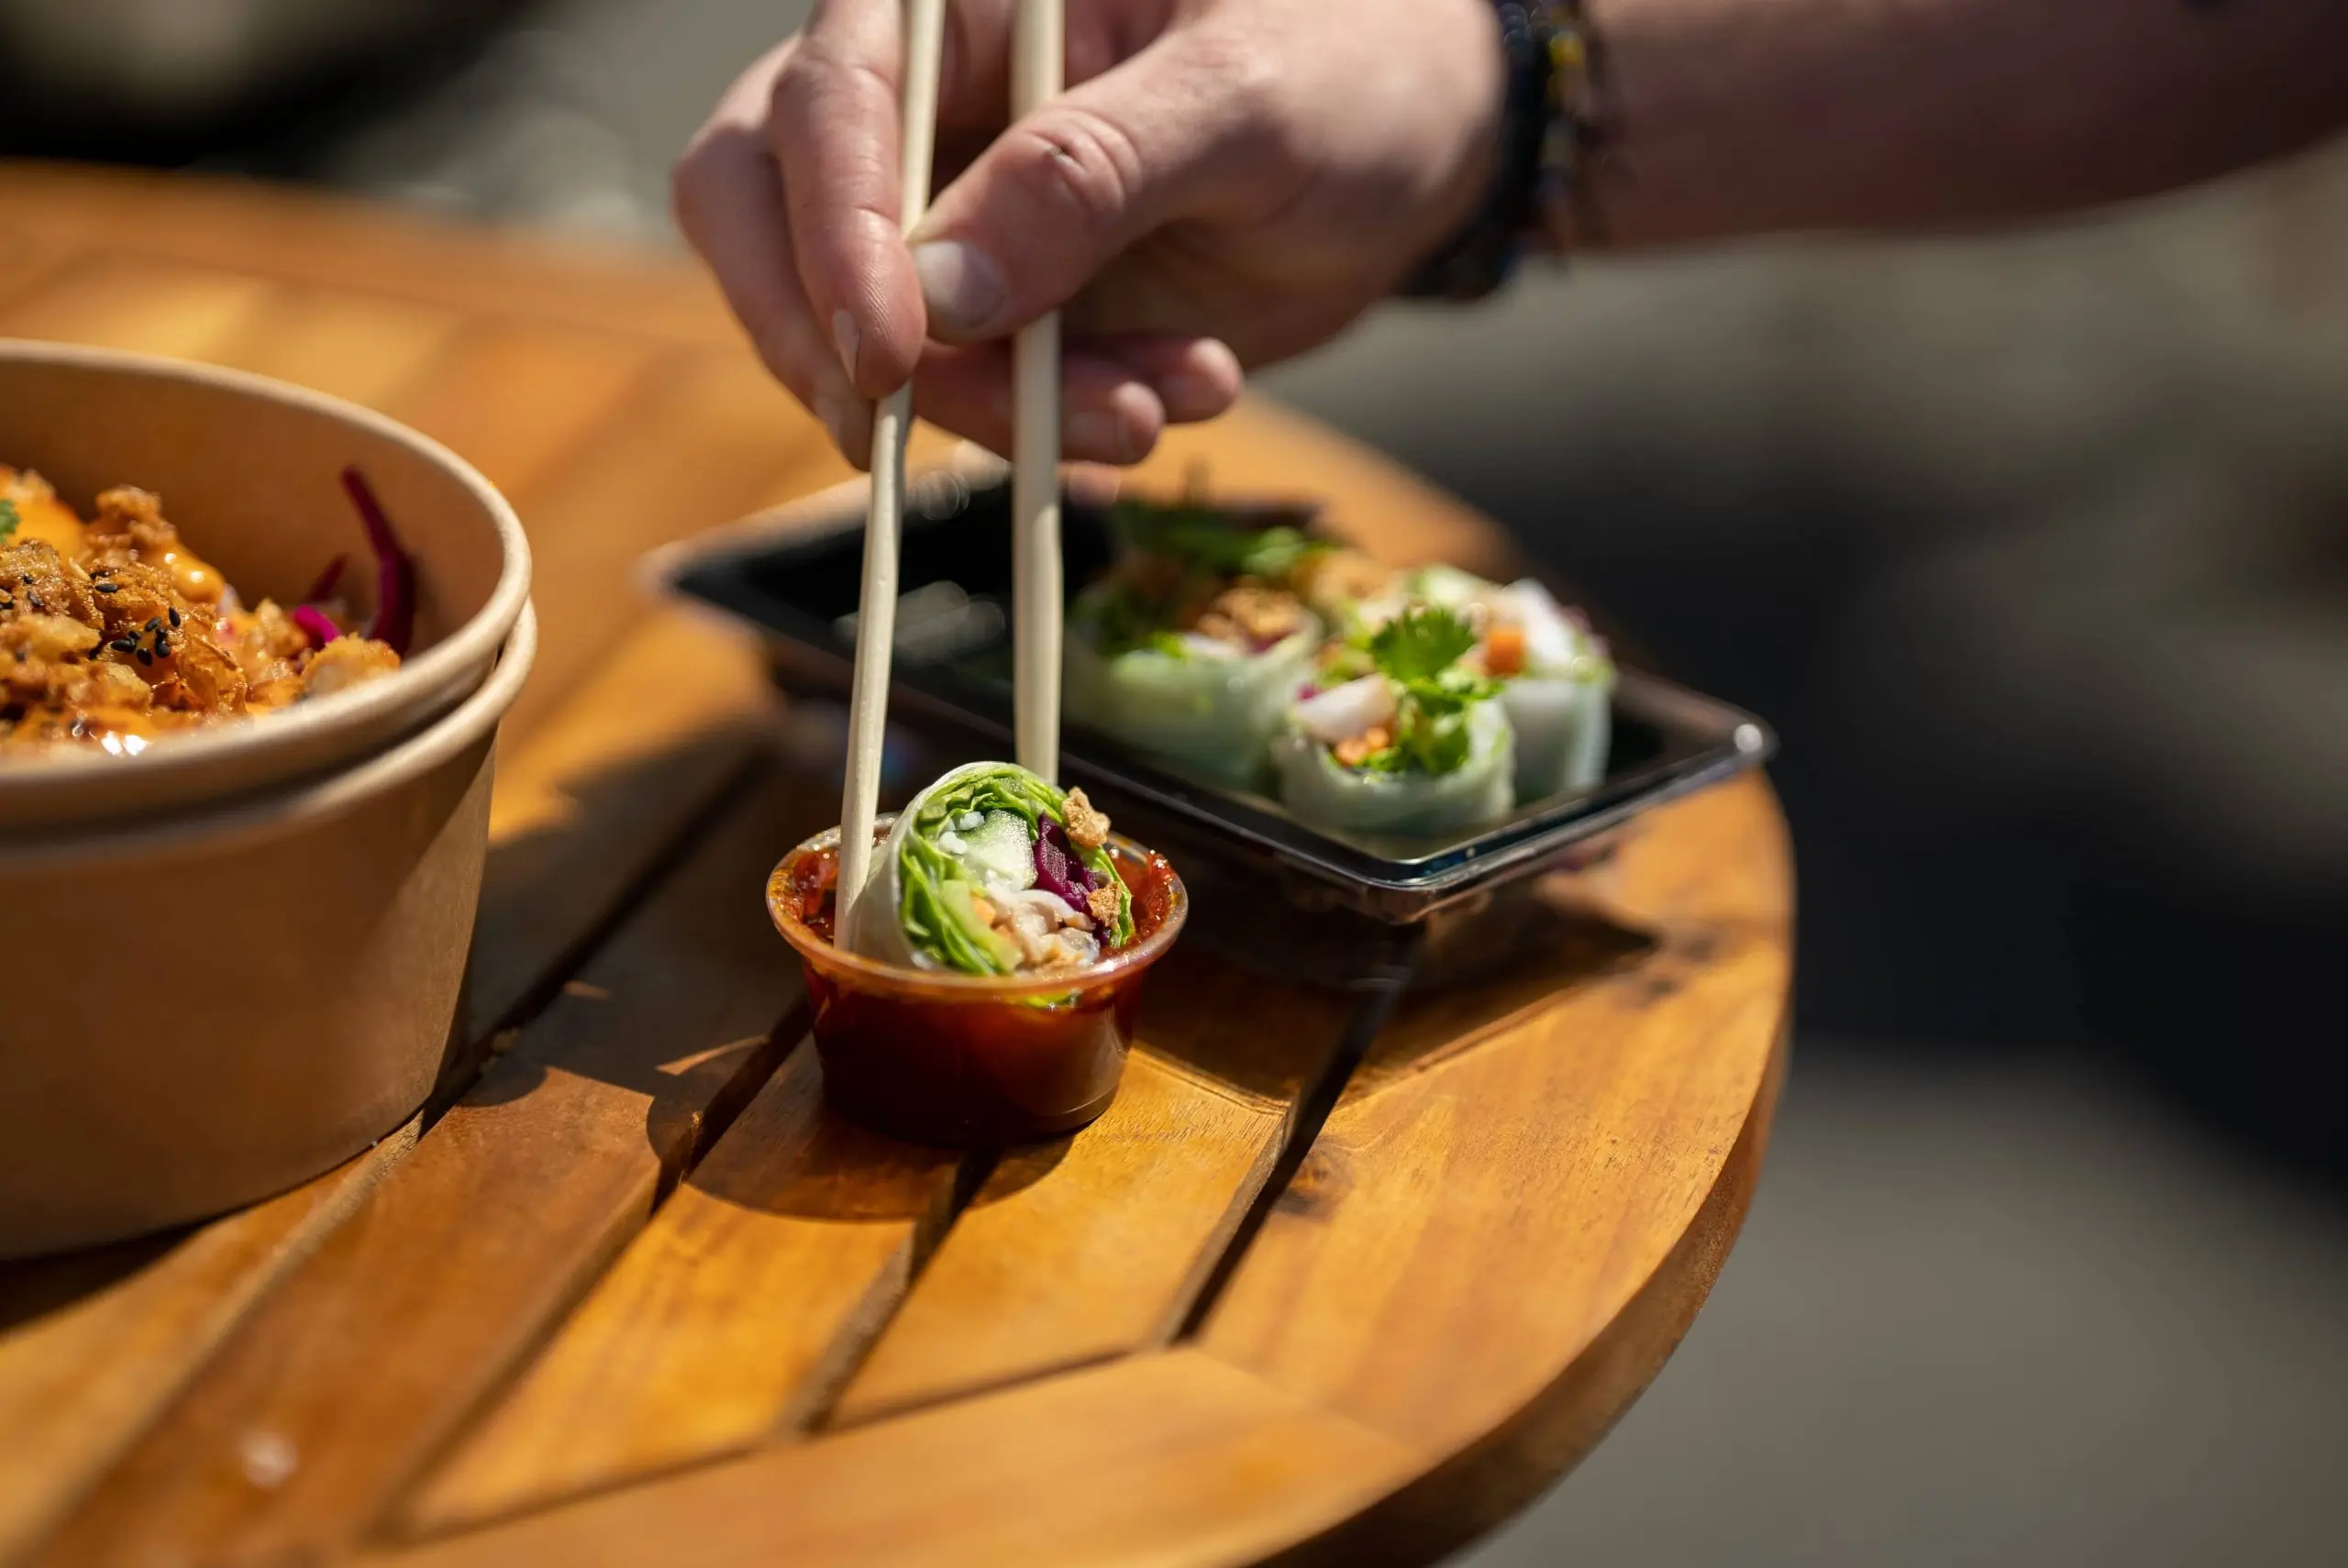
[1484,624,1528,678]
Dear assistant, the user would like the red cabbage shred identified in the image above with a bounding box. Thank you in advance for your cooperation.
[1032,819,1104,908]
[338,466,416,657]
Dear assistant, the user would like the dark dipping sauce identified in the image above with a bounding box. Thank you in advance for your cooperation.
[768,836,1185,1147]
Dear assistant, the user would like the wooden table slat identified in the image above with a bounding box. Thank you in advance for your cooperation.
[0,1125,416,1564]
[202,285,470,411]
[1,607,766,1565]
[0,165,737,346]
[400,1046,965,1536]
[487,348,848,737]
[407,941,1377,1533]
[1199,781,1792,1464]
[371,319,668,502]
[28,773,816,1568]
[468,609,777,1045]
[832,950,1364,1429]
[0,254,281,362]
[374,1351,1423,1568]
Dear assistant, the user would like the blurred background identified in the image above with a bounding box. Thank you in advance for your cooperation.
[4,0,2341,1561]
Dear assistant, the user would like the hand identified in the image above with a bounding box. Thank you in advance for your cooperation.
[672,0,1501,468]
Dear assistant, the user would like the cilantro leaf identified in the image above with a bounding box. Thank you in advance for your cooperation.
[1357,620,1502,775]
[0,498,17,543]
[1368,605,1478,684]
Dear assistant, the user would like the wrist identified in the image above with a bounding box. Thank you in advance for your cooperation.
[1400,1,1614,300]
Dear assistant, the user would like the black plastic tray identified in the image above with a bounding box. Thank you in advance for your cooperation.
[646,457,1775,923]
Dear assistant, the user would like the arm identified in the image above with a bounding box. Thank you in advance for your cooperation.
[1589,0,2348,246]
[676,0,2348,466]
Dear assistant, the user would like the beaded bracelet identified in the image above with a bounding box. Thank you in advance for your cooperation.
[1400,1,1611,301]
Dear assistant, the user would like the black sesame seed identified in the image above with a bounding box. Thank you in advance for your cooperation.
[168,608,182,627]
[144,617,161,632]
[94,583,117,594]
[136,648,153,666]
[110,637,135,652]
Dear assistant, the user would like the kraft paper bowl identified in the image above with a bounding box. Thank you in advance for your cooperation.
[0,602,536,1259]
[0,339,531,832]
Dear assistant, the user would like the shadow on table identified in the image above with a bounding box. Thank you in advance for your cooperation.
[0,1228,183,1334]
[451,716,1682,1238]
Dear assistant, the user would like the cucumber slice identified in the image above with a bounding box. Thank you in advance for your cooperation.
[956,810,1037,892]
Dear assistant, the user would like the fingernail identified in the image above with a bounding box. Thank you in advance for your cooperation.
[831,308,860,381]
[1069,410,1129,463]
[1157,371,1218,421]
[813,393,848,454]
[1161,340,1242,419]
[912,240,1007,337]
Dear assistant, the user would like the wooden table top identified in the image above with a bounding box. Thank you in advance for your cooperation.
[0,163,1791,1568]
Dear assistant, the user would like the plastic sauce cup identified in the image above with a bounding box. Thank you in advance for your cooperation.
[767,822,1188,1146]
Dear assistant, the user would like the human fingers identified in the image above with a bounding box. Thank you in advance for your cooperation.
[906,23,1283,345]
[673,94,876,466]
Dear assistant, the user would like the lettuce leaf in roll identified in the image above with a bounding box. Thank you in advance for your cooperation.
[1064,592,1318,789]
[847,761,1135,975]
[1062,498,1376,788]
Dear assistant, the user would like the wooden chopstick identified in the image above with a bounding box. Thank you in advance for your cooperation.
[836,0,948,948]
[1010,0,1065,782]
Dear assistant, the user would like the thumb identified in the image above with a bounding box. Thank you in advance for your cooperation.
[907,31,1271,344]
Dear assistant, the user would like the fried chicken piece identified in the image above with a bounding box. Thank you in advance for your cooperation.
[1,539,102,628]
[298,635,401,701]
[3,609,101,675]
[161,616,250,714]
[215,598,308,686]
[1085,882,1121,930]
[1191,582,1309,646]
[0,602,161,742]
[84,486,227,604]
[85,560,182,641]
[1061,788,1112,850]
[0,470,403,750]
[1,467,87,556]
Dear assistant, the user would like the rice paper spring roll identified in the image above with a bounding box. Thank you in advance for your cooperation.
[1363,565,1616,801]
[1063,499,1384,788]
[1273,606,1515,834]
[847,761,1135,975]
[1063,607,1316,789]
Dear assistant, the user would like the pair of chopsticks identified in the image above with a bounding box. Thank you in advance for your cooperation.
[836,0,1065,942]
